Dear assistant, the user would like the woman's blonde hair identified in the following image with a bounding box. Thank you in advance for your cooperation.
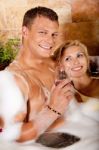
[54,40,89,62]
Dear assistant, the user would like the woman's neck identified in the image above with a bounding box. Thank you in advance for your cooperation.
[72,75,92,92]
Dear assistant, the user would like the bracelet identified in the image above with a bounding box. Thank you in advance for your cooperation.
[47,105,61,116]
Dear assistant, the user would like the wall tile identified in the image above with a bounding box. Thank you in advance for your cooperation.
[62,20,99,55]
[71,0,99,22]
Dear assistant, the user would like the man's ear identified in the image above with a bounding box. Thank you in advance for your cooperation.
[22,26,29,38]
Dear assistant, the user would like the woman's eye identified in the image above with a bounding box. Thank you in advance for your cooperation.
[77,53,84,58]
[65,57,71,61]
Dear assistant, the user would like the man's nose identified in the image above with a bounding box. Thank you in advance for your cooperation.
[46,35,54,44]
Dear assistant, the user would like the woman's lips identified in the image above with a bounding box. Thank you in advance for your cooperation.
[72,66,82,71]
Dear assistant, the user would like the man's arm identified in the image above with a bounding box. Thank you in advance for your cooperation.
[0,70,74,142]
[0,70,59,142]
[17,78,75,142]
[0,70,25,141]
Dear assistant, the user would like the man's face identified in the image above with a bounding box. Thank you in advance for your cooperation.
[22,16,59,58]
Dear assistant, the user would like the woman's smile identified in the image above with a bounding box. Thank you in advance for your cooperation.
[71,66,83,71]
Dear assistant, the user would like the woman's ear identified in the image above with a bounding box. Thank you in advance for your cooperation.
[59,63,65,72]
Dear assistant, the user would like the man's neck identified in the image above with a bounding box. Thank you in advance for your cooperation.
[16,47,54,70]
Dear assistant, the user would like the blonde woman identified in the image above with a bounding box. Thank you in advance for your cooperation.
[37,40,99,149]
[54,40,99,100]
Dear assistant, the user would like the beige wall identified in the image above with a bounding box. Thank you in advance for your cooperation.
[0,0,99,55]
[0,0,71,42]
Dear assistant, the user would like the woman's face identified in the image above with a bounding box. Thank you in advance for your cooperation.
[61,45,89,78]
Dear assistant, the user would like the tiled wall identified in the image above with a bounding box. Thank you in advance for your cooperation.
[0,0,99,55]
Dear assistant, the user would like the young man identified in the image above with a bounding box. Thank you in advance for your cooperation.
[0,6,74,143]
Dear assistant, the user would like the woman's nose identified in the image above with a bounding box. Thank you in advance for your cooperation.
[73,58,79,65]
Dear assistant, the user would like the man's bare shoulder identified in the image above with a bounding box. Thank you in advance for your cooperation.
[13,71,45,101]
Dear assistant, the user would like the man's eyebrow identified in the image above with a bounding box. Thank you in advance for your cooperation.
[53,32,59,35]
[38,28,47,31]
[37,28,59,35]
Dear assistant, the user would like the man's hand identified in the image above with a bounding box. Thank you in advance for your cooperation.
[49,79,75,115]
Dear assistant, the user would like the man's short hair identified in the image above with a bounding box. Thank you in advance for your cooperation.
[22,6,58,28]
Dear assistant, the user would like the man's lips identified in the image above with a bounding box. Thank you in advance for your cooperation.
[39,45,52,50]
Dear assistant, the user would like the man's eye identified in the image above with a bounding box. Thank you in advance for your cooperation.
[39,31,47,34]
[52,33,58,38]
